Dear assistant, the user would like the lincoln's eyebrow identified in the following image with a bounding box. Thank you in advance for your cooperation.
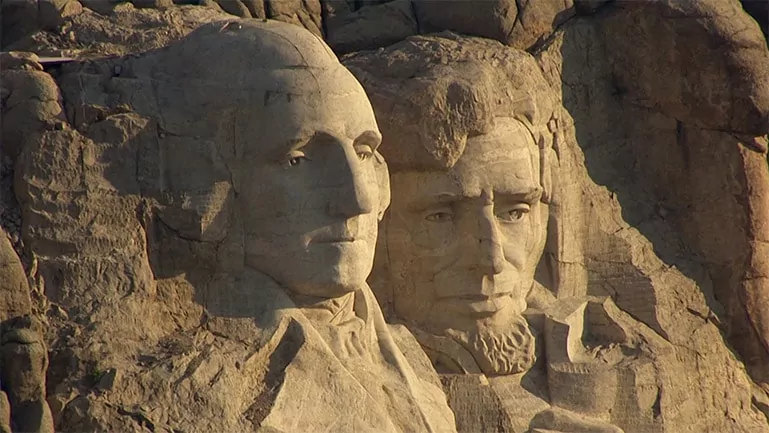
[406,192,461,212]
[494,186,543,204]
[407,186,542,212]
[433,192,462,201]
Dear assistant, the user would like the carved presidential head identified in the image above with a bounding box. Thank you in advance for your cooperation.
[137,19,390,300]
[344,34,558,375]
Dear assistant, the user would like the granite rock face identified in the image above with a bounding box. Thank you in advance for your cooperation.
[534,5,769,390]
[0,0,768,432]
[2,3,231,56]
[346,32,769,433]
[0,228,53,433]
[5,19,457,432]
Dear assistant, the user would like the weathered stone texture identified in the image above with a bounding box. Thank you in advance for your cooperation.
[348,29,769,432]
[7,20,457,432]
[536,13,769,431]
[4,4,231,57]
[325,0,417,54]
[0,0,767,431]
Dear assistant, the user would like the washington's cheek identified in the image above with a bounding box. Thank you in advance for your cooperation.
[356,213,379,244]
[243,231,306,264]
[336,241,376,276]
[239,172,301,222]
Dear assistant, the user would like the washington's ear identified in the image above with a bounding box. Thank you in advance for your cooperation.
[374,150,391,221]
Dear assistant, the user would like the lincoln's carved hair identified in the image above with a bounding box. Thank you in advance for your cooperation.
[345,33,562,317]
[343,32,559,205]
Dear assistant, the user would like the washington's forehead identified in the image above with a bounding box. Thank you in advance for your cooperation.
[191,19,337,69]
[161,61,365,100]
[260,64,367,97]
[148,19,343,91]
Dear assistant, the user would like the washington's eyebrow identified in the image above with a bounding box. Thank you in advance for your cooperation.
[278,130,315,151]
[353,130,382,151]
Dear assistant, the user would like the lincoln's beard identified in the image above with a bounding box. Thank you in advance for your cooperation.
[448,313,537,376]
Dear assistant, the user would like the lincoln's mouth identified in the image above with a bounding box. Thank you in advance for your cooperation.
[440,293,513,317]
[438,292,512,302]
[452,292,511,302]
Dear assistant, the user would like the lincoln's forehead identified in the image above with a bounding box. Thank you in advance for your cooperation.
[460,118,537,162]
[453,118,537,176]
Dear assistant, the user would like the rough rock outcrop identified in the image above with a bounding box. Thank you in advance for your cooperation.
[3,4,231,57]
[324,0,417,54]
[1,0,84,49]
[0,0,768,431]
[8,19,457,432]
[0,229,53,433]
[345,32,769,432]
[0,232,30,324]
[413,0,574,51]
[534,4,769,389]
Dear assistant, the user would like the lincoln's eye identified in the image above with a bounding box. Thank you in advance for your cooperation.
[509,210,524,220]
[425,212,453,223]
[496,205,530,223]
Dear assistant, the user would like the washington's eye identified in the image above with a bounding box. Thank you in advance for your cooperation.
[355,144,374,161]
[425,211,454,223]
[284,151,308,167]
[496,205,530,223]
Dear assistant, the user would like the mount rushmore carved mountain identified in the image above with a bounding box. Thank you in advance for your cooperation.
[1,1,769,432]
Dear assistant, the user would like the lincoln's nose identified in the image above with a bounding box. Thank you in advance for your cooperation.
[476,189,506,276]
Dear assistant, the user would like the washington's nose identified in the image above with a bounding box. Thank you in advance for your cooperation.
[327,141,376,217]
[475,190,506,276]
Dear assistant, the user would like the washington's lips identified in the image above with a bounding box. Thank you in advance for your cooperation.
[312,229,357,243]
[316,237,356,243]
[310,220,363,244]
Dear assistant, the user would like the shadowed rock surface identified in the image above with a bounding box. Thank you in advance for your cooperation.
[0,0,768,431]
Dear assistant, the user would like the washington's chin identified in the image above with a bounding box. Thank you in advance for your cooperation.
[292,267,370,294]
[253,238,372,293]
[285,261,373,299]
